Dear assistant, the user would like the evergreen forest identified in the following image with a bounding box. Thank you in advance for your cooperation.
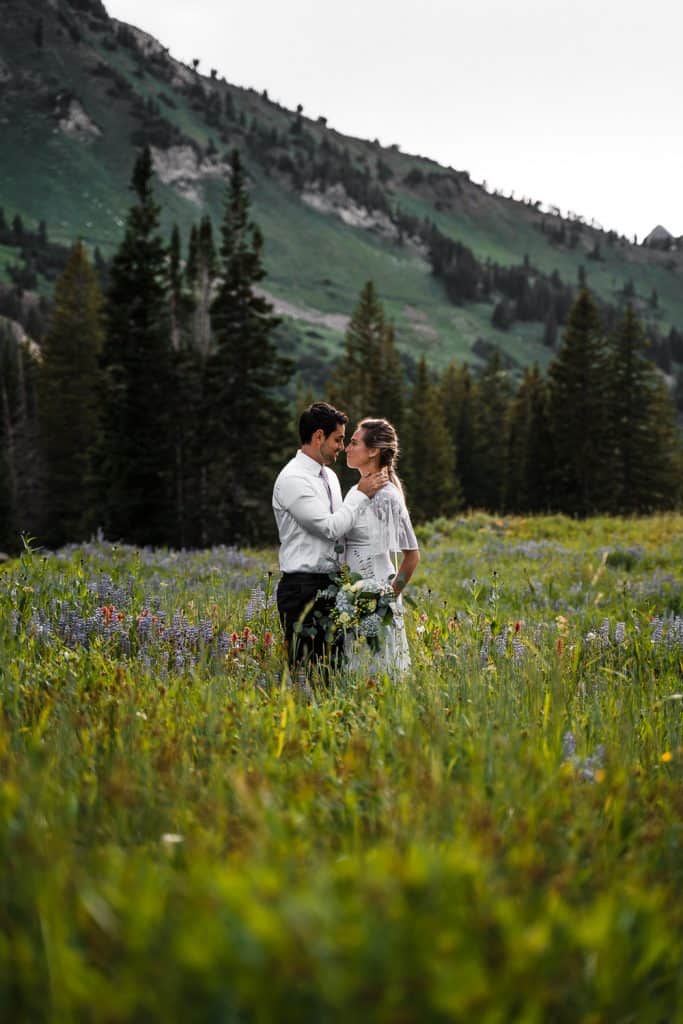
[1,148,681,553]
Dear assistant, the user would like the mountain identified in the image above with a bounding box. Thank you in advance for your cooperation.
[2,0,683,384]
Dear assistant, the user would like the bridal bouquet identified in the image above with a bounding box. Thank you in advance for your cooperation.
[321,566,395,652]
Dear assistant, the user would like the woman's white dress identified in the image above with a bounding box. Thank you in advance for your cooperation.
[343,482,419,677]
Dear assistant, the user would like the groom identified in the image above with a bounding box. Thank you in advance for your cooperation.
[272,401,387,673]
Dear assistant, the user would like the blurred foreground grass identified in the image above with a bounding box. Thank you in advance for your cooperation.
[1,514,681,1021]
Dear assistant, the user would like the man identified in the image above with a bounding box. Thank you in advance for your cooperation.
[272,401,387,674]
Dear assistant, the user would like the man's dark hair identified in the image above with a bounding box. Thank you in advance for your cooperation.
[299,402,348,444]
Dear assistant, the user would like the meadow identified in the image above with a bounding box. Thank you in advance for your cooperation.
[1,513,682,1022]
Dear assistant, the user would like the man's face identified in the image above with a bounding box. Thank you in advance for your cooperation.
[319,425,346,465]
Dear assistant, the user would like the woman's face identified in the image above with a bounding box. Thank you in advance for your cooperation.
[345,428,378,473]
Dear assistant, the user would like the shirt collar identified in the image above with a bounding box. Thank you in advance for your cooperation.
[295,450,325,475]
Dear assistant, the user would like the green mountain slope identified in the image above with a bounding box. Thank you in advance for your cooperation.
[2,0,682,378]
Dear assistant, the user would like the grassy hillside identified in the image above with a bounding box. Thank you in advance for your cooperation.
[1,0,682,376]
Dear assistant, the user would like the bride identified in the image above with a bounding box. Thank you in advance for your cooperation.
[343,418,420,676]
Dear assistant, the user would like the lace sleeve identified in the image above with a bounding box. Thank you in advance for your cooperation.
[366,486,419,556]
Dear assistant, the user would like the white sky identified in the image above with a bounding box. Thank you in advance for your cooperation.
[105,0,683,241]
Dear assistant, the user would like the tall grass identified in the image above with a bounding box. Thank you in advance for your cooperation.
[1,515,681,1021]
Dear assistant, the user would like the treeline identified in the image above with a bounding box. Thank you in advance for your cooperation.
[1,148,681,554]
[0,147,292,553]
[327,283,683,523]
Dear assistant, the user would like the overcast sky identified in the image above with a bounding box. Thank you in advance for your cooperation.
[105,0,683,241]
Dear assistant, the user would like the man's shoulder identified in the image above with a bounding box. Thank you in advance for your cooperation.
[273,454,315,499]
[274,455,299,481]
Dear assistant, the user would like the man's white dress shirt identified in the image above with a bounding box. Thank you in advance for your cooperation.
[272,451,369,573]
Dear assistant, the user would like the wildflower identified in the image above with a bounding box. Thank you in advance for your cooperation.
[562,732,577,760]
[161,833,184,845]
[245,585,266,620]
[512,635,525,663]
[660,751,672,764]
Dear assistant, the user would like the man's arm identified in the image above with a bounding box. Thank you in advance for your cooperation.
[275,470,388,541]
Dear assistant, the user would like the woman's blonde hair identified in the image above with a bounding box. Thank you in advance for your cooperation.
[358,418,405,498]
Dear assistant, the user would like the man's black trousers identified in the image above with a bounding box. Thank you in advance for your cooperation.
[276,572,343,671]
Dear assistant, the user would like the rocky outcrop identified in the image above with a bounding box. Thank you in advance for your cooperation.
[57,97,101,139]
[301,183,399,240]
[0,316,41,362]
[151,145,231,204]
[255,288,349,333]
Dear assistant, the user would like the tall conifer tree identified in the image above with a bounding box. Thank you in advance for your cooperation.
[186,215,217,359]
[403,357,459,521]
[547,289,614,515]
[40,241,104,544]
[440,361,475,506]
[504,364,554,511]
[328,280,387,428]
[328,280,406,489]
[0,327,42,548]
[203,149,291,543]
[98,147,174,545]
[469,349,513,511]
[607,305,681,511]
[373,322,405,437]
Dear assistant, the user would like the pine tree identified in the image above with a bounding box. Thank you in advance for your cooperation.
[469,349,513,511]
[202,148,292,544]
[39,242,104,544]
[403,357,458,521]
[168,224,183,352]
[98,147,174,545]
[440,361,476,507]
[373,322,405,437]
[327,280,406,489]
[186,215,217,358]
[504,365,554,511]
[327,280,387,427]
[0,325,43,549]
[607,305,681,511]
[547,289,614,515]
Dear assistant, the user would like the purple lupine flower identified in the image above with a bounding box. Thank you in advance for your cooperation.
[650,618,663,645]
[512,635,525,664]
[480,624,492,663]
[562,732,577,760]
[615,621,626,644]
[245,585,266,620]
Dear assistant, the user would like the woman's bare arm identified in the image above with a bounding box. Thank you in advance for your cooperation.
[392,549,420,596]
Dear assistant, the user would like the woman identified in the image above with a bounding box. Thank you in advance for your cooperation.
[344,418,420,676]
